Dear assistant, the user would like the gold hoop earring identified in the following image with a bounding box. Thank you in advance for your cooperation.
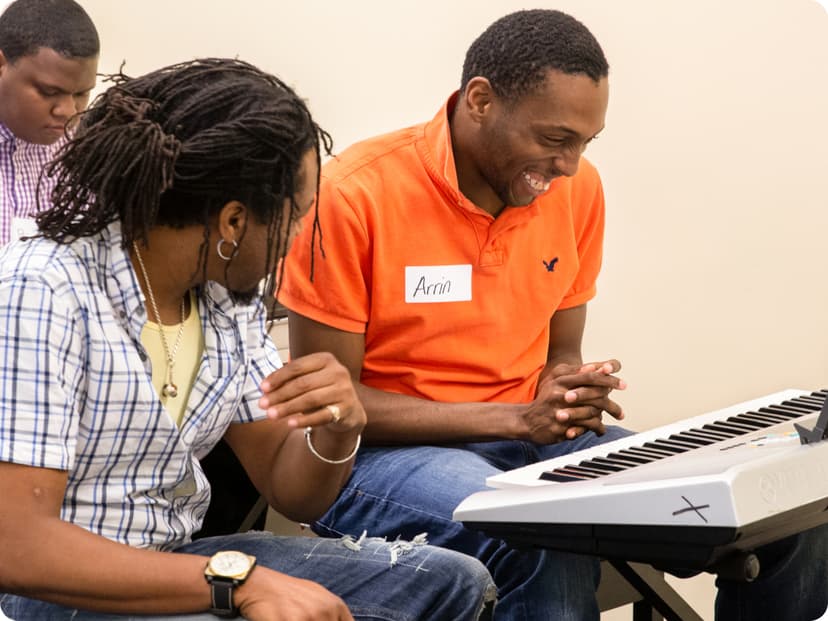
[217,239,238,261]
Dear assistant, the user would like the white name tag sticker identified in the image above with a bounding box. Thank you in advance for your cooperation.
[11,216,38,241]
[405,264,472,303]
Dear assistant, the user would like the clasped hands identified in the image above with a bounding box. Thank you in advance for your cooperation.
[525,359,626,444]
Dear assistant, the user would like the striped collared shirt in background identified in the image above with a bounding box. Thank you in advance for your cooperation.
[0,121,64,246]
[0,222,282,550]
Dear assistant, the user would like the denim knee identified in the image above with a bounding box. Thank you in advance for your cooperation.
[427,546,497,619]
[716,524,828,621]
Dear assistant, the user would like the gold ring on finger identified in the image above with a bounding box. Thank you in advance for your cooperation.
[326,404,341,423]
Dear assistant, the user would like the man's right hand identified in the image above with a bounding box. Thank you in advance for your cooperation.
[522,361,626,444]
[237,566,354,621]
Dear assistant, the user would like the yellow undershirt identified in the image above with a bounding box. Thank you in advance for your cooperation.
[140,291,203,428]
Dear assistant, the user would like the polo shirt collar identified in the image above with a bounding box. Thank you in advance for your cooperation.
[423,91,462,193]
[421,92,543,224]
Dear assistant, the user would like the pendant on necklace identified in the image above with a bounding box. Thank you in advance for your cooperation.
[162,362,178,399]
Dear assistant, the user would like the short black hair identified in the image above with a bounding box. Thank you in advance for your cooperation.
[38,58,332,300]
[460,9,608,102]
[0,0,99,63]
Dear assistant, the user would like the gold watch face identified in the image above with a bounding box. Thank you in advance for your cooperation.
[208,551,254,578]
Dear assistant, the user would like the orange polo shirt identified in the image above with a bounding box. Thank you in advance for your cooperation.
[279,94,605,405]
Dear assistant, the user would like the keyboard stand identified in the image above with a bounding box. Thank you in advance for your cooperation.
[610,560,704,621]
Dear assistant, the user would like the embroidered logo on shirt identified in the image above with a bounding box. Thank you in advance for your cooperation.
[542,257,559,272]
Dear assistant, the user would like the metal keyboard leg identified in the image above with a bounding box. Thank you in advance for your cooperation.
[633,599,662,621]
[610,560,704,621]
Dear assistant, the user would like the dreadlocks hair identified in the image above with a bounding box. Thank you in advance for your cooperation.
[37,57,333,303]
[460,9,608,103]
[0,0,99,63]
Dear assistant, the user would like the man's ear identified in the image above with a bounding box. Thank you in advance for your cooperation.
[462,76,495,123]
[0,50,9,76]
[216,200,247,244]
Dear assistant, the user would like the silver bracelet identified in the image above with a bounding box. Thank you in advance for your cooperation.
[304,427,361,465]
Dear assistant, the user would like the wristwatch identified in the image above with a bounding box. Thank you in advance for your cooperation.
[204,550,257,618]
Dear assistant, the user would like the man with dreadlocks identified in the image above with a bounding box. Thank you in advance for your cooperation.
[0,58,496,621]
[0,0,99,247]
[279,9,828,621]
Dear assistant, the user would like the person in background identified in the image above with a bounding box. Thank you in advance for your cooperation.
[278,8,828,620]
[0,0,98,246]
[0,57,495,621]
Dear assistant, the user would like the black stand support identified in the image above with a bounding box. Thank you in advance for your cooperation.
[610,560,705,621]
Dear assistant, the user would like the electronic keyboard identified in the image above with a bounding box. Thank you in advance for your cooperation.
[453,388,828,571]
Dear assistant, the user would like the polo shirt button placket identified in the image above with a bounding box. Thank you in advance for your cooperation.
[481,241,505,267]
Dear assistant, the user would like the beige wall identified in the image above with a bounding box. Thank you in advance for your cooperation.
[79,0,828,433]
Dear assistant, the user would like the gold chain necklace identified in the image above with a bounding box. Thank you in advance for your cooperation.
[132,242,186,399]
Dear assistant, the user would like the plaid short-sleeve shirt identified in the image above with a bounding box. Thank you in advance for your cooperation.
[0,122,64,246]
[0,222,281,550]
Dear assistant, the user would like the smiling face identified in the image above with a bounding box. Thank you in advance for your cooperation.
[465,68,608,213]
[0,46,98,144]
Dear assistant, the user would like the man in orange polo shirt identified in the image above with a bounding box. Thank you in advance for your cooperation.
[278,9,828,621]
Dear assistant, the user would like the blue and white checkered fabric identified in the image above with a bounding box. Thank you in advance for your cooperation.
[0,221,281,550]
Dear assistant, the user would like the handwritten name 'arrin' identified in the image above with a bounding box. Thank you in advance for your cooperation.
[411,275,452,297]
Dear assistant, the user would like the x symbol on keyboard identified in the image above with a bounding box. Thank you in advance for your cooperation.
[672,495,710,523]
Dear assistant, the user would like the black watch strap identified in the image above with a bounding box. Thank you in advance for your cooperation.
[208,579,238,618]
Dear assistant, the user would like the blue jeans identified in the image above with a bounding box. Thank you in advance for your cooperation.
[0,531,495,620]
[715,522,828,620]
[312,428,631,621]
[311,428,828,621]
